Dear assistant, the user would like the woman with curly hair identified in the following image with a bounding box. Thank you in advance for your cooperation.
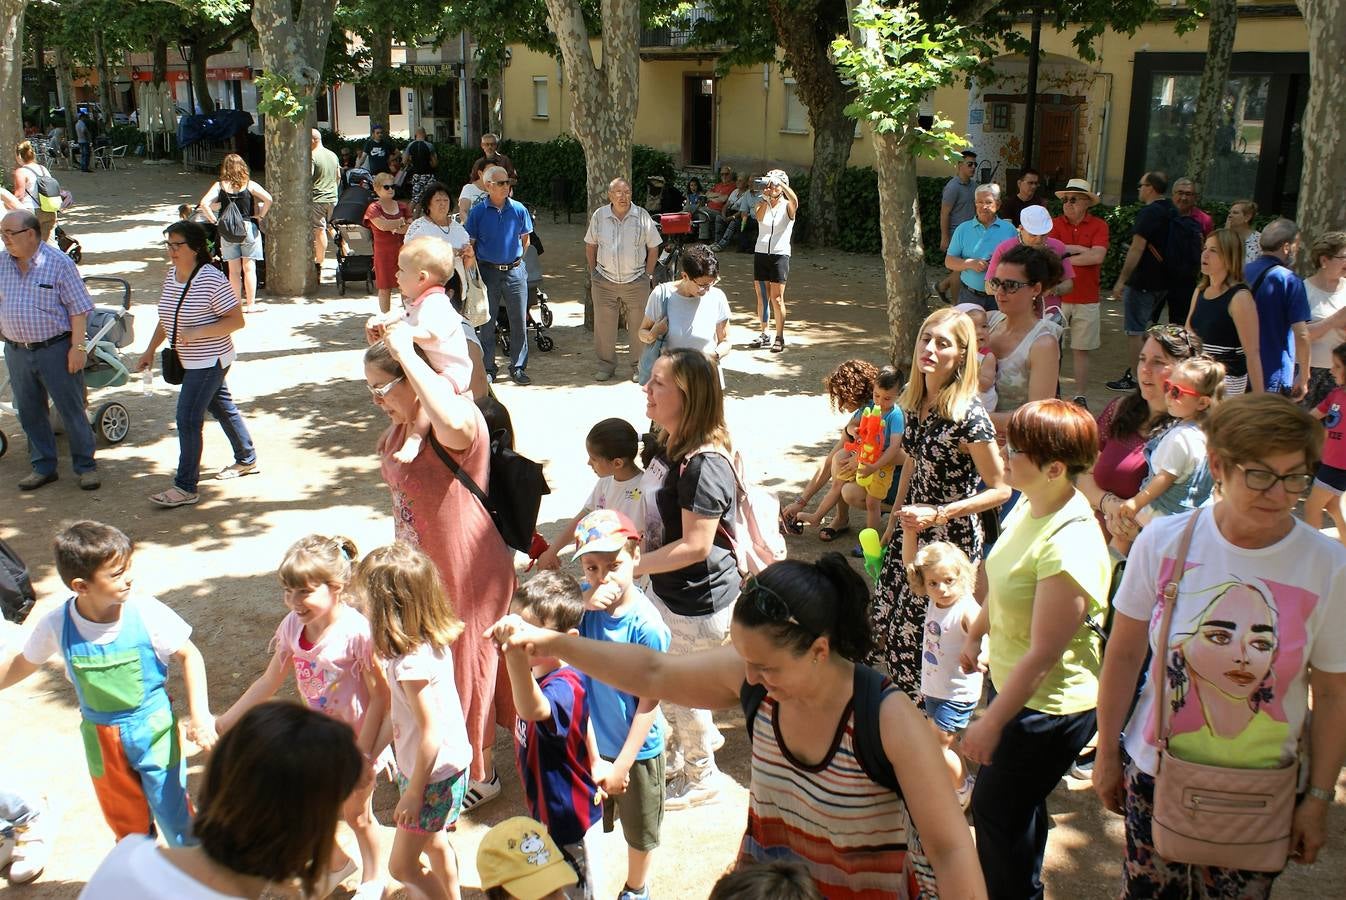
[780,358,879,541]
[196,153,272,313]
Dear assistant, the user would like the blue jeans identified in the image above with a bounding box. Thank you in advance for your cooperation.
[78,141,91,171]
[478,263,529,374]
[4,336,97,476]
[175,362,254,493]
[971,684,1097,900]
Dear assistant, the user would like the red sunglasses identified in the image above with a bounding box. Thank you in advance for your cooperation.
[1163,379,1201,400]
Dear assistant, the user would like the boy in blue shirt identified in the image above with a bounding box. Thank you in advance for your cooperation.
[573,510,669,900]
[857,366,907,532]
[486,571,602,897]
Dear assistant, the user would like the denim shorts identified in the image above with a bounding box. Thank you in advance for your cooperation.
[1123,286,1166,335]
[923,695,976,733]
[220,221,263,261]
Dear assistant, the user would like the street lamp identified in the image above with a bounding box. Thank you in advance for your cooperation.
[179,42,196,114]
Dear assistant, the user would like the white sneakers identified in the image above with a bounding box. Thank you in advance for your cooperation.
[5,808,51,884]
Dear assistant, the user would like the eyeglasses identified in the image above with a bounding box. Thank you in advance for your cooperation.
[744,577,811,633]
[1062,196,1086,204]
[1,227,33,237]
[690,277,720,292]
[367,376,403,399]
[1235,463,1313,495]
[163,240,188,249]
[1163,379,1201,400]
[489,180,511,186]
[988,277,1030,293]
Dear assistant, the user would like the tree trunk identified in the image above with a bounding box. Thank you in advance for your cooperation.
[253,0,337,298]
[191,48,216,115]
[543,0,642,328]
[367,22,393,131]
[0,0,26,175]
[152,36,168,86]
[872,123,929,363]
[94,30,115,119]
[1187,0,1238,196]
[767,0,856,248]
[32,26,46,127]
[55,45,75,138]
[487,66,503,135]
[1296,0,1346,259]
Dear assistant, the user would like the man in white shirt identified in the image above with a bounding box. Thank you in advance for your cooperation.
[584,177,661,382]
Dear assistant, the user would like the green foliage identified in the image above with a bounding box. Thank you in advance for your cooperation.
[256,72,311,124]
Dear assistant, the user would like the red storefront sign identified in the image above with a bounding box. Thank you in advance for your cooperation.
[130,68,254,82]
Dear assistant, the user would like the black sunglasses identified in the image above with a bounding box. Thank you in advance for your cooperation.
[744,577,812,634]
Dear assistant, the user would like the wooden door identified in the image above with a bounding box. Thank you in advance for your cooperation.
[1037,106,1078,186]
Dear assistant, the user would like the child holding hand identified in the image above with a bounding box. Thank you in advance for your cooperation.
[214,534,389,899]
[486,571,603,897]
[367,236,476,463]
[0,521,213,848]
[359,542,473,900]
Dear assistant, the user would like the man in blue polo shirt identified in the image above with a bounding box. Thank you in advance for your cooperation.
[1245,217,1311,398]
[467,165,534,384]
[944,184,1016,310]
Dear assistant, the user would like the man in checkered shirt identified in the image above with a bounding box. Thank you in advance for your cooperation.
[0,209,100,491]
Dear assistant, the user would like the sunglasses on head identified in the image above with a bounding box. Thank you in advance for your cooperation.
[1163,379,1201,400]
[744,577,811,634]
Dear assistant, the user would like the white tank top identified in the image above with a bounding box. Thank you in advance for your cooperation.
[988,312,1061,412]
[920,594,983,703]
[755,199,794,256]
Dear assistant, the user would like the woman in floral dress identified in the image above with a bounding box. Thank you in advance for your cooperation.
[871,307,1012,698]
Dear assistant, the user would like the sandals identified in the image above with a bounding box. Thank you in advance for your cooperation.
[216,461,260,480]
[818,525,851,543]
[150,487,200,508]
[770,335,785,353]
[781,513,805,536]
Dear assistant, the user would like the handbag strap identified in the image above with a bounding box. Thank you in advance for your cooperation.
[427,431,497,521]
[168,265,201,349]
[1149,509,1204,747]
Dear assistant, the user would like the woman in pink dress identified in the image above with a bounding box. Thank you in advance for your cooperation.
[364,322,515,809]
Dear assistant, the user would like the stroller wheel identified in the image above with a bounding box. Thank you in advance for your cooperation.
[94,401,130,444]
[536,334,555,352]
[497,327,511,355]
[540,305,554,329]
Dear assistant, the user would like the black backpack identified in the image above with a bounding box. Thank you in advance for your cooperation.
[1149,205,1204,277]
[217,191,249,242]
[740,661,900,793]
[0,537,37,624]
[429,429,550,553]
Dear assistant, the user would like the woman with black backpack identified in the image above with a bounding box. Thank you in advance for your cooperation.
[196,153,272,313]
[12,141,59,242]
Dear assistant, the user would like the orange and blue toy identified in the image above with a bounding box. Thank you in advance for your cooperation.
[847,405,885,487]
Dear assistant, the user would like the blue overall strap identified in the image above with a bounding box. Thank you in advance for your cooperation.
[61,598,170,725]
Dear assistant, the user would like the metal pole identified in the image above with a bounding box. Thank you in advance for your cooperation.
[1022,8,1042,170]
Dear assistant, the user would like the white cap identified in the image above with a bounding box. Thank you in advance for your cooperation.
[1020,204,1053,236]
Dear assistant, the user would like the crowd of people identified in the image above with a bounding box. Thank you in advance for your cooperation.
[2,131,1346,900]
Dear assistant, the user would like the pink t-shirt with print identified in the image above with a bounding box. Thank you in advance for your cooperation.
[273,604,374,729]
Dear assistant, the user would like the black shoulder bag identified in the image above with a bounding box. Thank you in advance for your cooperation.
[161,265,200,385]
[428,428,549,553]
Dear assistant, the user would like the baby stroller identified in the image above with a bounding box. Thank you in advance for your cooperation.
[494,225,554,355]
[55,225,82,264]
[0,277,134,459]
[332,167,375,295]
[653,212,702,283]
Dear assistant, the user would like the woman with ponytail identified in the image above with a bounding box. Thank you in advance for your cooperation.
[487,555,987,900]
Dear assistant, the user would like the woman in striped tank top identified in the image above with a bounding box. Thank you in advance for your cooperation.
[491,556,986,899]
[136,221,257,508]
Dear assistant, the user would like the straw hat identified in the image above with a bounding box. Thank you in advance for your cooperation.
[1054,178,1100,205]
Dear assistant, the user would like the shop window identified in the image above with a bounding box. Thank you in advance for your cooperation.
[354,86,402,117]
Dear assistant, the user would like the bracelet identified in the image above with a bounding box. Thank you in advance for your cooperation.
[1306,785,1334,803]
[73,343,87,352]
[1100,492,1118,512]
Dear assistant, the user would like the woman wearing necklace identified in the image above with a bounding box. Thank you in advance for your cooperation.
[869,307,1010,700]
[81,702,364,899]
[985,244,1064,431]
[405,180,478,314]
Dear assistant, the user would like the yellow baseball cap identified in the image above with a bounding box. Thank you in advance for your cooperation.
[477,817,578,900]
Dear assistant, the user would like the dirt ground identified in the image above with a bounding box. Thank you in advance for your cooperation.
[1,163,1341,898]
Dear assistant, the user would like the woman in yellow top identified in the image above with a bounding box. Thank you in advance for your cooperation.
[959,398,1111,899]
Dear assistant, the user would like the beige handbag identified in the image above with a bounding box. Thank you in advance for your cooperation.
[1149,510,1298,872]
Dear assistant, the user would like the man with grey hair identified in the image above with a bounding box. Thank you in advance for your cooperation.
[944,182,1015,309]
[0,209,99,489]
[1246,217,1311,398]
[585,177,661,381]
[470,133,516,183]
[466,165,534,384]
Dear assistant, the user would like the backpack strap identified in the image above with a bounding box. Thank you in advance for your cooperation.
[428,432,500,528]
[739,680,768,743]
[679,446,740,553]
[851,663,901,794]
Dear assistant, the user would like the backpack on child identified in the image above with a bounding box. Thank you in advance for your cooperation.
[681,447,787,577]
[22,165,63,214]
[0,537,37,624]
[217,190,250,243]
[429,427,551,554]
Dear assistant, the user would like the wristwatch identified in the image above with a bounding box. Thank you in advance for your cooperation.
[1306,785,1335,803]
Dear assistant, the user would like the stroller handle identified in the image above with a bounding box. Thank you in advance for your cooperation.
[81,276,131,311]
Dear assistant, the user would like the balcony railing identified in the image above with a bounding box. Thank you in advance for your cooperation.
[641,6,716,49]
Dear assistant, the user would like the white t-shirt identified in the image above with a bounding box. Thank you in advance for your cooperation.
[920,594,983,704]
[1113,510,1346,775]
[386,643,472,783]
[403,288,472,394]
[585,474,646,529]
[458,182,486,210]
[404,216,470,250]
[644,283,730,357]
[1150,420,1206,481]
[80,835,239,899]
[1307,278,1346,369]
[24,595,191,670]
[755,199,794,256]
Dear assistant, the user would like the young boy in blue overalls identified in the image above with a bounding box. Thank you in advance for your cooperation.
[0,520,216,846]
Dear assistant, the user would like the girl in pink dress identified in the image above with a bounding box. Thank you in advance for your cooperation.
[215,534,389,899]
